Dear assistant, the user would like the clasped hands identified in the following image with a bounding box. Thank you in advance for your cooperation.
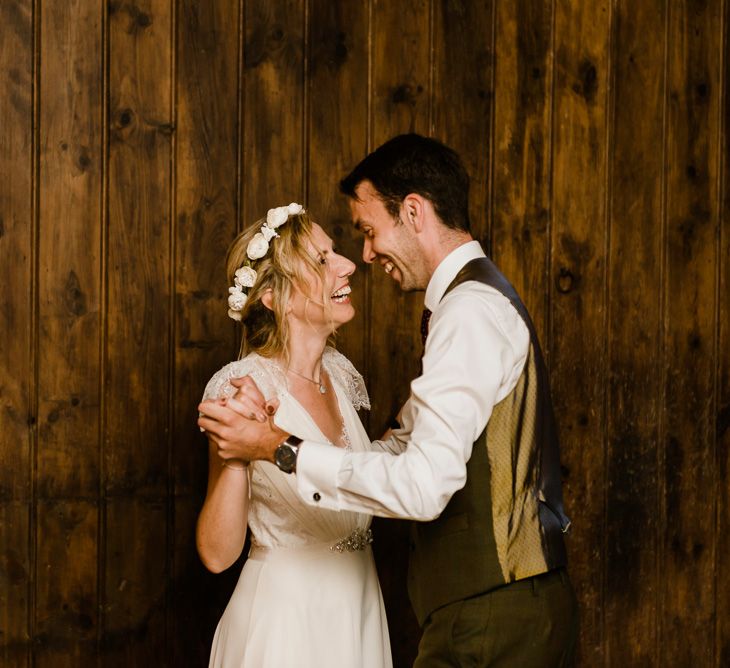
[197,376,288,464]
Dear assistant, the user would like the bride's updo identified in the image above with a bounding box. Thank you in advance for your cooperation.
[225,208,331,360]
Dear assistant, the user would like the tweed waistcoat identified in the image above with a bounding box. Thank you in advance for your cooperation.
[407,257,570,626]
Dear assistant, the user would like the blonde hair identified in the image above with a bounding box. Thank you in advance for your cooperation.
[226,211,335,360]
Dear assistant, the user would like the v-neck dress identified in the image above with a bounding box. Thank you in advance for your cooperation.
[202,347,392,668]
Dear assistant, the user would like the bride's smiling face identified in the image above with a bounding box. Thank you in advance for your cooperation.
[288,223,356,331]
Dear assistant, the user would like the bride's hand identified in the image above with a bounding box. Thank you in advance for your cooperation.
[197,397,287,464]
[228,375,280,422]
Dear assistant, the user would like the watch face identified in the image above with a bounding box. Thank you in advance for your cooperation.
[275,444,297,473]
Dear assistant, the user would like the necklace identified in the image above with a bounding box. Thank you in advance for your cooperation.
[286,367,326,394]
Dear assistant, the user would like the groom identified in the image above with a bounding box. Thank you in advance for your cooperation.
[199,134,578,666]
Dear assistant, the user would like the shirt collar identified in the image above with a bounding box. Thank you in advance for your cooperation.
[424,240,486,311]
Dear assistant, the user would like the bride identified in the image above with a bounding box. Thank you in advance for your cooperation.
[196,203,392,667]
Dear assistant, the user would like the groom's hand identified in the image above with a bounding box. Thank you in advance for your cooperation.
[197,398,287,463]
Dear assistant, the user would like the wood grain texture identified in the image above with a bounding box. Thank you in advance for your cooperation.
[0,1,33,661]
[0,0,33,502]
[432,0,494,246]
[242,0,305,219]
[661,0,722,663]
[106,0,172,495]
[491,0,553,341]
[549,1,610,664]
[0,503,30,666]
[173,1,241,662]
[34,500,97,668]
[173,0,240,497]
[307,0,369,380]
[34,1,102,663]
[105,3,173,658]
[37,0,102,499]
[101,498,166,665]
[605,0,666,662]
[716,1,729,664]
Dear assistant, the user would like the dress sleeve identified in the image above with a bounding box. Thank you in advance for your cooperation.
[322,347,370,411]
[201,354,285,403]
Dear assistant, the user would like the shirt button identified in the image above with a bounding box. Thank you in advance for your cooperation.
[313,492,321,502]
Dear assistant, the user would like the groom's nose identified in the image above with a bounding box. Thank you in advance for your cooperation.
[362,237,376,264]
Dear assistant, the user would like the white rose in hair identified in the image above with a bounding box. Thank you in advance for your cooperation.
[246,232,269,260]
[266,206,289,229]
[228,287,247,311]
[227,308,243,321]
[287,202,304,215]
[235,266,257,288]
[260,225,278,242]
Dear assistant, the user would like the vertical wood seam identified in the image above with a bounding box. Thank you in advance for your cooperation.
[239,0,247,237]
[714,0,728,664]
[657,0,670,660]
[97,0,111,661]
[488,0,497,257]
[236,0,245,237]
[364,0,373,431]
[303,0,310,203]
[546,0,557,364]
[428,0,434,135]
[602,1,618,663]
[366,0,373,157]
[166,0,179,660]
[236,0,246,371]
[486,0,496,252]
[30,0,41,662]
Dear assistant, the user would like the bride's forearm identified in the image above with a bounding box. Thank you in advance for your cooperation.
[196,442,250,573]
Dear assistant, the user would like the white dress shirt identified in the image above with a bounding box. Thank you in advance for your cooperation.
[296,241,530,520]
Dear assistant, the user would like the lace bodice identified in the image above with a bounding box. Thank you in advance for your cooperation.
[202,347,370,410]
[202,347,372,550]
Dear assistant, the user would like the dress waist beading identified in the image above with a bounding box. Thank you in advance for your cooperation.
[248,527,373,561]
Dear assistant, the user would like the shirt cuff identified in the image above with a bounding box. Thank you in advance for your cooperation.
[296,440,347,510]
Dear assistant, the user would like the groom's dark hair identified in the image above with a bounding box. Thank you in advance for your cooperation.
[339,133,471,232]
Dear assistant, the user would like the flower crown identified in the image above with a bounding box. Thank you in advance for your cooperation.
[227,202,305,321]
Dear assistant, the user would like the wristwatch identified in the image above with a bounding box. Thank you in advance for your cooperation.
[274,435,303,474]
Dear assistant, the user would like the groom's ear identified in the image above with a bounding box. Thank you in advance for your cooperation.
[403,193,425,233]
[261,288,275,312]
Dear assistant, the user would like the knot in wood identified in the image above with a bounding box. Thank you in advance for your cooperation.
[556,267,575,294]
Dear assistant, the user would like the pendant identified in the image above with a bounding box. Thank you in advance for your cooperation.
[319,384,326,394]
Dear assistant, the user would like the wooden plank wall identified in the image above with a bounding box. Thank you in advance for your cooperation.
[0,1,728,666]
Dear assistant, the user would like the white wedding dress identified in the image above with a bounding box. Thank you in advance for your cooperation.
[202,347,392,668]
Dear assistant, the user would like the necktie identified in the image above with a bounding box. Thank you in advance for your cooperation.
[420,308,432,347]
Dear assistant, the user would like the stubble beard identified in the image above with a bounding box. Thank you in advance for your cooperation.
[390,258,428,293]
[389,223,428,293]
[396,268,418,292]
